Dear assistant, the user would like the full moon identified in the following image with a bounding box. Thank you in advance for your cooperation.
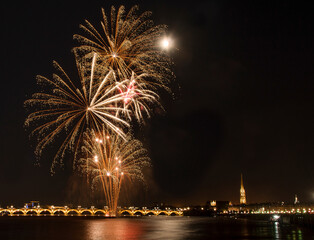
[161,38,170,49]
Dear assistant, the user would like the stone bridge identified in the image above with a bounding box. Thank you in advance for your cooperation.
[0,207,183,217]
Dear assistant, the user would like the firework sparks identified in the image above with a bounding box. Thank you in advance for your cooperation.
[115,71,161,122]
[79,128,150,215]
[24,54,129,172]
[24,5,174,211]
[73,5,172,90]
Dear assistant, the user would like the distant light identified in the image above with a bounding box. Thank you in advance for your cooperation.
[94,156,98,162]
[121,172,124,175]
[106,172,110,176]
[273,215,280,220]
[118,160,122,164]
[161,37,171,49]
[112,53,117,58]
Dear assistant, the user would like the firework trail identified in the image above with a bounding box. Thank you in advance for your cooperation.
[25,54,129,172]
[78,128,150,215]
[73,5,172,91]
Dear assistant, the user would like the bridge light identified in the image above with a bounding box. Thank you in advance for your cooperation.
[106,135,110,139]
[121,172,124,175]
[99,139,103,143]
[94,155,98,162]
[95,138,99,142]
[106,172,111,176]
[118,160,121,164]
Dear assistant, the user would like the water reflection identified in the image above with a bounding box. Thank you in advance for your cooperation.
[0,216,312,240]
[143,217,195,240]
[85,216,194,240]
[86,219,143,240]
[287,229,304,240]
[84,216,311,240]
[274,222,280,239]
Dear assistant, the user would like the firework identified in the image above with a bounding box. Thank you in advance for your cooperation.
[24,54,129,172]
[115,71,161,122]
[79,128,150,215]
[73,5,172,90]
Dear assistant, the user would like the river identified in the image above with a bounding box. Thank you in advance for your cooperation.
[0,216,313,239]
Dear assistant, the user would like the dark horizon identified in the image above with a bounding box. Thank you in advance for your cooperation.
[1,0,314,207]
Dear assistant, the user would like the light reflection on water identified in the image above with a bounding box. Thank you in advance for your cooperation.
[143,217,196,240]
[86,218,143,240]
[85,217,194,240]
[0,216,312,240]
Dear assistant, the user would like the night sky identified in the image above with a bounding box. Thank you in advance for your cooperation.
[1,0,314,207]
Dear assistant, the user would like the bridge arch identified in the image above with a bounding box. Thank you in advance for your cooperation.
[94,210,106,216]
[26,209,38,215]
[80,209,93,216]
[53,209,66,215]
[120,210,132,216]
[134,211,144,216]
[146,211,157,216]
[12,210,25,215]
[67,209,79,216]
[0,209,10,215]
[39,209,52,215]
[157,211,167,216]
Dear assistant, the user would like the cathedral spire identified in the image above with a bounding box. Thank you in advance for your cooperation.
[240,174,247,205]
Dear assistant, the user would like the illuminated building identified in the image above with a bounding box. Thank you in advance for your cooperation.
[24,201,40,209]
[206,200,231,212]
[294,194,299,205]
[240,174,247,205]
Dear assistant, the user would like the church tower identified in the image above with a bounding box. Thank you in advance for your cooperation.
[240,174,247,205]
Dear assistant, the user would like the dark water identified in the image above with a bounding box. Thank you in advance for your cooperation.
[0,216,313,240]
